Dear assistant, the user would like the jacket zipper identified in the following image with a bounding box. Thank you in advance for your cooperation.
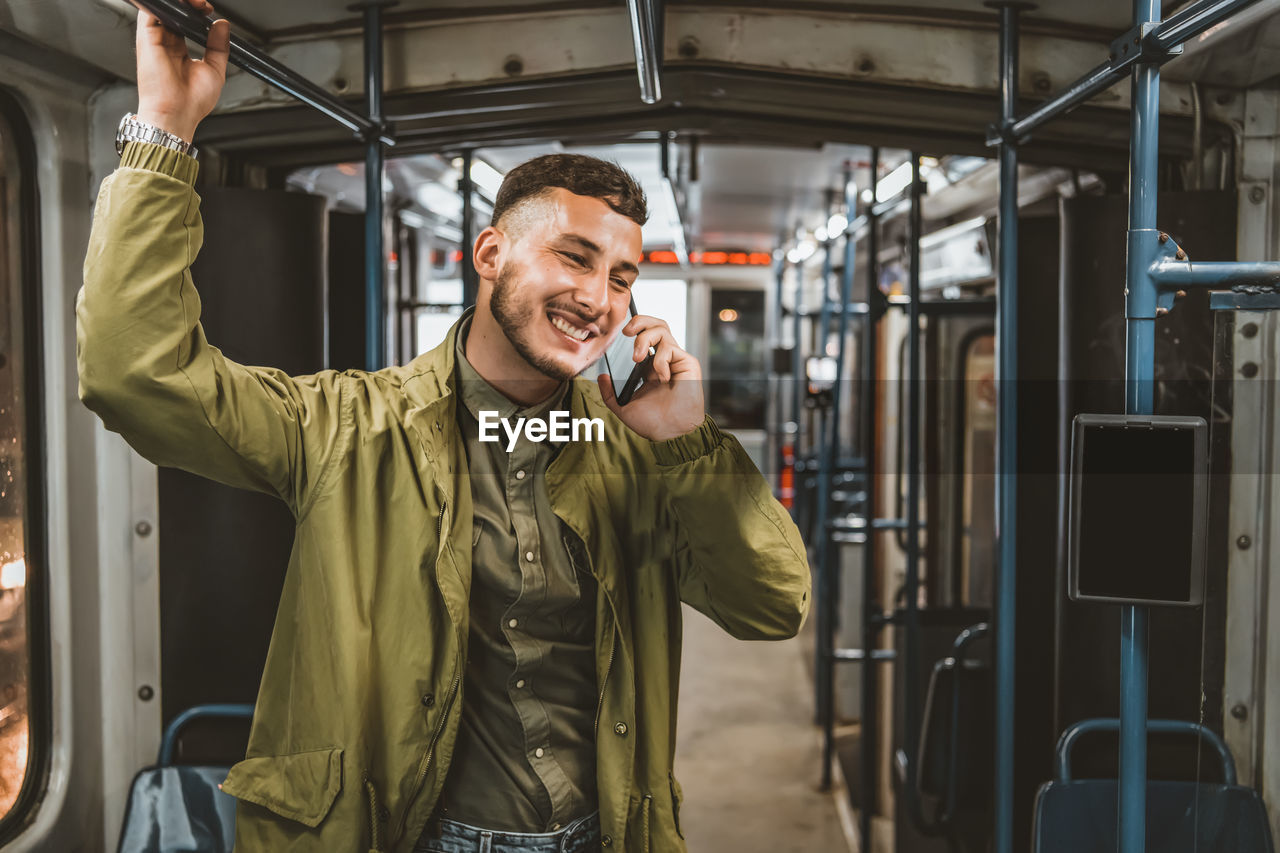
[393,662,461,844]
[594,625,617,735]
[391,499,458,844]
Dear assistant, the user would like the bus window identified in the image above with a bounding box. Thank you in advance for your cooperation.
[708,288,767,429]
[959,332,996,606]
[0,97,36,823]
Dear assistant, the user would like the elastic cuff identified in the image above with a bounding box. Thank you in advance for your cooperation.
[120,141,199,185]
[651,415,724,466]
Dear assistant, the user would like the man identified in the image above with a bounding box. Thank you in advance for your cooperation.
[79,3,810,851]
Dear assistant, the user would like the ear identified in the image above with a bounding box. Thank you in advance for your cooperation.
[473,226,503,281]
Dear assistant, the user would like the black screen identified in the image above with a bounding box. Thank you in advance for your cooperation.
[1076,425,1198,603]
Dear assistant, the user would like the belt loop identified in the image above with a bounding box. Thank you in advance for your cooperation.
[478,829,493,853]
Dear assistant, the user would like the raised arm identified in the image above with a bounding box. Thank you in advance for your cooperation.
[77,2,348,514]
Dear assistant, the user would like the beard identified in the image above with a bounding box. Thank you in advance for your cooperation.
[488,260,579,381]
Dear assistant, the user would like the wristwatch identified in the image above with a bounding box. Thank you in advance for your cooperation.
[115,113,199,159]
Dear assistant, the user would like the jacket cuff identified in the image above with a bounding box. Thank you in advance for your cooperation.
[120,141,199,185]
[651,414,724,466]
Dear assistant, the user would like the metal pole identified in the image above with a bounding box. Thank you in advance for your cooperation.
[903,151,923,808]
[1119,0,1162,848]
[129,0,392,143]
[360,1,391,372]
[792,248,805,464]
[821,174,858,790]
[461,150,478,309]
[992,5,1021,852]
[859,145,880,853]
[994,0,1264,146]
[814,194,837,736]
[624,0,663,103]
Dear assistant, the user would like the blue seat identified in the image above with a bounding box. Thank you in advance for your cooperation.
[1033,719,1274,853]
[117,704,254,853]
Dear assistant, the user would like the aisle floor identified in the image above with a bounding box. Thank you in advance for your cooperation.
[674,603,852,852]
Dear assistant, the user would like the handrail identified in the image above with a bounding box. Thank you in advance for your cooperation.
[941,623,991,824]
[990,7,1022,853]
[1055,719,1237,787]
[990,0,1265,146]
[624,0,663,104]
[127,0,394,145]
[157,703,255,766]
[857,144,882,853]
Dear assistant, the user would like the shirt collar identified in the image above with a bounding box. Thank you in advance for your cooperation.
[454,314,571,429]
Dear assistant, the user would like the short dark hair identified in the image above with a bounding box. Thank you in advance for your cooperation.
[491,153,649,229]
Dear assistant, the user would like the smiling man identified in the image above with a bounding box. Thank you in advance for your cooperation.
[77,3,811,852]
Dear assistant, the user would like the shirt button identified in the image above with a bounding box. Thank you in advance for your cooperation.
[515,470,526,480]
[508,618,518,628]
[515,679,526,688]
[420,693,435,708]
[534,747,545,758]
[525,551,534,561]
[613,722,628,736]
[601,835,613,848]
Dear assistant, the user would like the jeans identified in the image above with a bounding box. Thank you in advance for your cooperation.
[412,810,601,853]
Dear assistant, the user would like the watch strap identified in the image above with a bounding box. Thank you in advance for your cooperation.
[116,113,198,159]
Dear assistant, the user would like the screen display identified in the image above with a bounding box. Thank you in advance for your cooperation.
[1074,422,1201,604]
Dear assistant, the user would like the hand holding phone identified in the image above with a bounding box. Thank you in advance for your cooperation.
[601,296,655,405]
[595,299,705,441]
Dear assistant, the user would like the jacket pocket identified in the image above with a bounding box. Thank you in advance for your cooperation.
[220,746,344,828]
[669,772,684,840]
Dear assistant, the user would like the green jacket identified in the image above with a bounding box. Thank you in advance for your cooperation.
[78,142,812,852]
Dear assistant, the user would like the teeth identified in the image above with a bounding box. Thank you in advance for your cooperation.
[550,314,590,341]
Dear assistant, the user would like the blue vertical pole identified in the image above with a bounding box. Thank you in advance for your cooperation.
[792,255,805,447]
[1119,1,1161,850]
[992,6,1021,853]
[814,196,837,735]
[859,146,880,853]
[821,170,857,790]
[361,1,389,371]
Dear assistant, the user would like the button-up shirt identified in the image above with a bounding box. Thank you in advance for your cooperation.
[437,315,599,832]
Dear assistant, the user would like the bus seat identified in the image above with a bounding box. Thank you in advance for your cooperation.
[117,704,254,853]
[1032,718,1274,853]
[917,623,992,813]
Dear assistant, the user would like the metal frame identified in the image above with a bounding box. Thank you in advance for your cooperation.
[127,0,669,368]
[989,1,1280,851]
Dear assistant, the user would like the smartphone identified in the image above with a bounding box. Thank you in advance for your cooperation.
[600,296,656,405]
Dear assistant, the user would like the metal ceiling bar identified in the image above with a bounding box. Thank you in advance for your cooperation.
[989,0,1264,146]
[991,5,1022,853]
[625,0,663,104]
[1149,0,1261,50]
[128,0,393,145]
